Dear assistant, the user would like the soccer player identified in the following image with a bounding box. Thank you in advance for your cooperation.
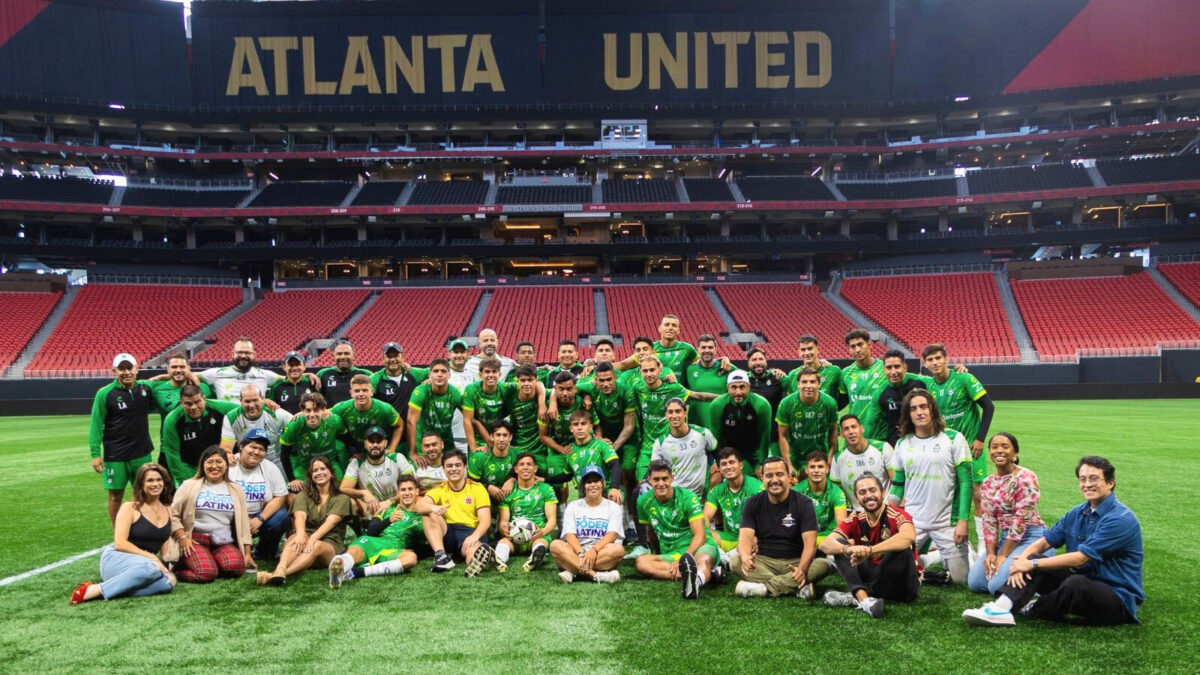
[220,384,293,475]
[887,390,972,584]
[228,430,290,561]
[468,420,518,503]
[424,450,496,577]
[776,367,839,477]
[149,353,213,417]
[279,392,347,488]
[730,456,821,599]
[830,414,894,510]
[461,357,511,454]
[550,409,624,501]
[505,364,548,459]
[340,426,415,518]
[589,337,617,367]
[546,339,585,382]
[684,334,728,426]
[877,350,930,447]
[839,329,889,442]
[627,355,717,483]
[89,353,157,523]
[269,351,316,415]
[707,370,773,476]
[495,453,559,573]
[465,328,517,380]
[635,459,723,599]
[615,337,657,389]
[652,314,698,376]
[504,341,548,385]
[538,371,595,490]
[650,397,719,496]
[962,456,1143,627]
[316,341,372,407]
[792,451,847,542]
[576,361,637,478]
[820,473,920,617]
[922,343,996,547]
[327,475,429,585]
[784,335,842,401]
[552,465,625,584]
[370,343,426,448]
[406,358,463,462]
[160,386,239,486]
[413,432,449,491]
[330,374,402,456]
[200,338,307,402]
[703,447,764,554]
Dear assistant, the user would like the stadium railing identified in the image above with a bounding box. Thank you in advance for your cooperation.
[842,263,994,278]
[1039,340,1200,363]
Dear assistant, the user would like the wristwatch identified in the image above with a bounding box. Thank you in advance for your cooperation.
[1031,558,1040,569]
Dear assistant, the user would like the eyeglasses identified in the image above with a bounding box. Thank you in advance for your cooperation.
[1078,476,1106,486]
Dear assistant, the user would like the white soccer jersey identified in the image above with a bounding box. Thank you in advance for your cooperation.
[887,429,970,530]
[200,366,283,403]
[344,453,415,501]
[650,425,718,495]
[221,407,293,474]
[413,464,447,491]
[464,354,517,381]
[832,439,894,510]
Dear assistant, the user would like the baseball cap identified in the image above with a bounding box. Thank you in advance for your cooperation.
[283,350,304,364]
[727,370,750,385]
[449,338,469,352]
[112,353,137,369]
[241,428,270,448]
[382,342,403,355]
[363,425,388,440]
[580,464,606,482]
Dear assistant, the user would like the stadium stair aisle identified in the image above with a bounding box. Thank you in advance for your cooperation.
[825,274,911,357]
[479,287,597,362]
[993,268,1040,363]
[1155,262,1200,321]
[715,282,885,358]
[308,291,383,364]
[142,287,259,368]
[0,290,65,377]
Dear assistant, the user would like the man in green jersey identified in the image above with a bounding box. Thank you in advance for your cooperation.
[921,343,995,548]
[545,339,585,382]
[703,448,764,553]
[628,355,718,482]
[776,367,839,477]
[505,364,547,457]
[684,334,729,427]
[330,374,402,455]
[707,371,773,476]
[495,452,559,573]
[160,386,240,485]
[149,353,214,419]
[317,340,373,407]
[269,351,316,415]
[279,392,347,486]
[406,359,463,462]
[792,451,847,544]
[505,342,549,385]
[839,329,889,442]
[652,314,698,377]
[328,475,429,585]
[538,371,597,494]
[89,353,157,523]
[461,357,511,454]
[784,335,843,402]
[369,343,425,449]
[575,362,637,519]
[635,459,723,599]
[547,409,624,502]
[877,350,932,446]
[468,420,518,503]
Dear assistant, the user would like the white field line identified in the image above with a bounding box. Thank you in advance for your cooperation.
[0,547,104,587]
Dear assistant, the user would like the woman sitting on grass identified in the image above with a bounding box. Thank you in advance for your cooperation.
[171,446,254,582]
[71,463,177,604]
[259,455,352,586]
[968,432,1046,594]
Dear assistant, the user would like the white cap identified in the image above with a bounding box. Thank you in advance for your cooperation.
[112,353,137,369]
[726,370,750,385]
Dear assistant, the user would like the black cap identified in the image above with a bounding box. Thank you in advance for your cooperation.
[382,342,403,355]
[283,351,304,364]
[363,426,388,440]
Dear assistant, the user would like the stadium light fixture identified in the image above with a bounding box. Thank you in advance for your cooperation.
[954,96,970,103]
[108,102,125,110]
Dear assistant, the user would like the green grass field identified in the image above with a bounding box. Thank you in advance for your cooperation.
[1,400,1197,674]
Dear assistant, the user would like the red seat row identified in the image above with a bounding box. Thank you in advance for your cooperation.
[480,287,596,363]
[717,283,886,360]
[606,285,745,360]
[0,292,62,369]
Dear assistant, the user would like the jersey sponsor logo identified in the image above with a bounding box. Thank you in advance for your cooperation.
[327,377,338,387]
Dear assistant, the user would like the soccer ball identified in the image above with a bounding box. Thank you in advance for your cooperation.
[510,517,537,544]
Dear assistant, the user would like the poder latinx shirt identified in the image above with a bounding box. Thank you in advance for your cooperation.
[561,498,625,550]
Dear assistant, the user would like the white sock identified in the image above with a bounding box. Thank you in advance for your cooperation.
[920,550,942,569]
[992,594,1013,612]
[698,568,709,586]
[496,542,511,563]
[530,541,546,555]
[336,553,353,570]
[361,559,405,577]
[974,517,985,547]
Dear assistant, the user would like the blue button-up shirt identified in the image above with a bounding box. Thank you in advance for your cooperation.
[1044,492,1144,621]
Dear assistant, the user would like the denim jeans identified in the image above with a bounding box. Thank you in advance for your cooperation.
[98,546,173,600]
[968,525,1047,594]
[253,508,290,560]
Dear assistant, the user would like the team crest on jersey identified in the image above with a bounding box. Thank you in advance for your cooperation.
[464,496,473,504]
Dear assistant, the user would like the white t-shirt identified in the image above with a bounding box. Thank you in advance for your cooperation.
[200,366,283,402]
[464,354,517,381]
[344,453,415,501]
[228,461,288,516]
[887,429,970,530]
[413,464,447,491]
[561,497,625,551]
[831,440,894,510]
[193,481,236,533]
[221,407,293,474]
[650,425,718,495]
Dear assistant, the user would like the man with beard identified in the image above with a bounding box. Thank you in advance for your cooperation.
[220,384,294,475]
[201,338,314,402]
[820,473,920,617]
[149,354,213,418]
[406,359,463,462]
[269,351,316,415]
[370,342,425,449]
[731,456,822,599]
[464,328,517,381]
[316,341,373,407]
[327,475,430,584]
[330,374,402,457]
[684,334,730,428]
[89,353,158,523]
[776,367,839,478]
[412,432,449,491]
[160,385,239,485]
[707,371,773,476]
[340,426,415,518]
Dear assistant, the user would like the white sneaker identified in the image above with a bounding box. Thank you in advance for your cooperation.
[962,602,1016,626]
[859,596,885,618]
[823,590,858,608]
[735,581,768,598]
[593,570,620,584]
[624,545,650,560]
[558,571,576,584]
[797,583,814,600]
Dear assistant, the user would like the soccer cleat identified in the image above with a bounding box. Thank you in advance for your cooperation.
[70,581,96,605]
[859,596,885,618]
[709,559,728,585]
[559,571,576,584]
[1018,596,1039,616]
[593,570,620,584]
[624,545,651,560]
[522,545,548,573]
[327,556,344,590]
[823,590,858,608]
[465,544,496,578]
[494,559,508,574]
[735,581,768,598]
[679,553,700,600]
[962,602,1017,626]
[431,553,456,573]
[797,583,814,600]
[921,568,952,586]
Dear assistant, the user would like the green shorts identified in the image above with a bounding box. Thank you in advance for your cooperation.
[659,541,721,563]
[512,532,555,554]
[971,453,987,484]
[349,534,408,564]
[717,537,738,553]
[103,454,153,490]
[537,451,570,479]
[619,442,639,473]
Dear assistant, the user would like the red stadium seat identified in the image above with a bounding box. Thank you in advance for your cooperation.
[0,291,62,370]
[717,282,886,359]
[479,287,596,363]
[605,285,744,359]
[1159,263,1200,311]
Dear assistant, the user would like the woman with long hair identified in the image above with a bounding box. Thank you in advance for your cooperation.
[259,455,351,586]
[71,463,177,603]
[968,432,1046,594]
[170,446,254,582]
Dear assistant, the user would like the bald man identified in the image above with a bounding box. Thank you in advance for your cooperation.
[464,328,517,381]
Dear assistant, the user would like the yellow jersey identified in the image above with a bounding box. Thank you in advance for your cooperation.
[427,479,491,528]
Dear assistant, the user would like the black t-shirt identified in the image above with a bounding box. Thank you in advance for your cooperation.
[877,376,927,446]
[749,373,783,442]
[270,379,316,415]
[741,490,818,559]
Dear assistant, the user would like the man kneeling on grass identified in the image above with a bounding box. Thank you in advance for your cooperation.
[327,475,428,586]
[551,464,625,584]
[635,459,724,599]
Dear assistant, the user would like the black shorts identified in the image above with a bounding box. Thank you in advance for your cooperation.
[444,523,488,557]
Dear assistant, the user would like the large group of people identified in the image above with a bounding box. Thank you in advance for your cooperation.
[76,320,1144,627]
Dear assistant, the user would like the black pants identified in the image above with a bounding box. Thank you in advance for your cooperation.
[998,567,1134,626]
[831,550,920,602]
